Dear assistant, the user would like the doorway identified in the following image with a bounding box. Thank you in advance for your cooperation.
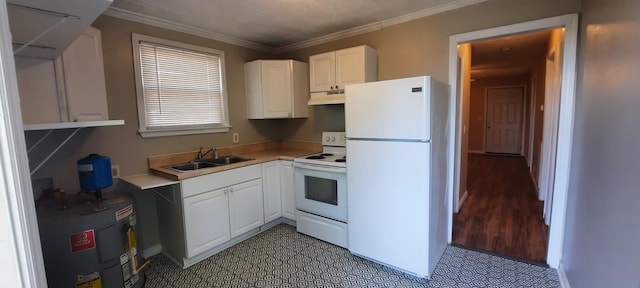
[447,14,579,268]
[454,29,552,263]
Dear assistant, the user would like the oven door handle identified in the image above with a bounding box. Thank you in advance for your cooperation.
[293,162,346,173]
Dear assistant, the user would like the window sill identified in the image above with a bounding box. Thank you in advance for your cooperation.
[139,125,230,138]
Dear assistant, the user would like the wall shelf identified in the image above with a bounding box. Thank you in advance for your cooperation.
[24,119,124,131]
[25,120,124,175]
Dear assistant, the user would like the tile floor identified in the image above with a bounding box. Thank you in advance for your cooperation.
[143,224,560,287]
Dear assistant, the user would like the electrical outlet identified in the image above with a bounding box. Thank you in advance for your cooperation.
[233,133,239,143]
[111,165,120,178]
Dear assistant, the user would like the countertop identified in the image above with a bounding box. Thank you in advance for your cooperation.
[147,142,321,181]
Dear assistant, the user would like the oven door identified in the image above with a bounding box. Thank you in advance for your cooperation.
[294,162,347,222]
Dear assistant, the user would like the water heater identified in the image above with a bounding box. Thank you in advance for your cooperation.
[37,192,147,288]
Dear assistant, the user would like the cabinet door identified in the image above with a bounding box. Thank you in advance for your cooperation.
[309,51,335,92]
[262,161,282,222]
[183,188,230,258]
[17,59,62,124]
[280,160,296,220]
[61,26,109,121]
[229,178,264,238]
[262,60,292,118]
[335,46,366,89]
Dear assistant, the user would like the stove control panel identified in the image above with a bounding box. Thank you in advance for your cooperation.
[322,132,346,147]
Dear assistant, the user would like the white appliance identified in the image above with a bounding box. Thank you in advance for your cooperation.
[345,76,449,278]
[294,132,348,247]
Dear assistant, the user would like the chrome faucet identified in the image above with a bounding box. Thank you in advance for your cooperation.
[197,147,218,160]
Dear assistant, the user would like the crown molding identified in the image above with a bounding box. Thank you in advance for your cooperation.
[102,7,275,52]
[274,0,487,53]
[104,0,487,54]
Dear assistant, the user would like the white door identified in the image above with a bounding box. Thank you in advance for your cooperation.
[229,179,264,238]
[309,51,335,92]
[262,161,282,222]
[280,160,296,220]
[261,60,292,118]
[183,188,230,258]
[485,87,524,154]
[345,76,431,141]
[335,46,364,89]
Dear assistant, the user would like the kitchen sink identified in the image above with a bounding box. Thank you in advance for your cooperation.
[207,156,254,165]
[166,156,254,172]
[170,161,220,171]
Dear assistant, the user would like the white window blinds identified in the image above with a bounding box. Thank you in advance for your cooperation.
[132,34,230,137]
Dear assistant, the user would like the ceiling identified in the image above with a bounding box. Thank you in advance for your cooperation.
[107,0,485,51]
[470,30,553,79]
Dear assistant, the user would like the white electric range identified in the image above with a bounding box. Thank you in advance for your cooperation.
[293,132,348,248]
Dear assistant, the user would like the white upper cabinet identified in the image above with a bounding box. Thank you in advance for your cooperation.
[17,26,110,124]
[61,26,109,122]
[308,45,377,105]
[309,52,335,92]
[245,60,309,119]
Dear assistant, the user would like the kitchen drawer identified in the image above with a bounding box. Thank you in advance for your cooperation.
[181,164,261,198]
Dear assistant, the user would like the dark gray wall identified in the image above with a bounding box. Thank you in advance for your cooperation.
[562,0,640,286]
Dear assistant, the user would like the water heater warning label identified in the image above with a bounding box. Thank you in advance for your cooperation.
[70,229,96,253]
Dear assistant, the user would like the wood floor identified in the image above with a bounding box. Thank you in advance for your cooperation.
[452,154,549,263]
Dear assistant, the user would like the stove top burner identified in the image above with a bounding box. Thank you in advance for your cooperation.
[306,155,325,159]
[335,158,346,163]
[320,153,333,157]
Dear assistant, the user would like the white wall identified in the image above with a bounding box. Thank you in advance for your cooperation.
[562,0,640,286]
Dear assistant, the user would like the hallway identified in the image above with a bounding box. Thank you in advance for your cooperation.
[452,154,548,263]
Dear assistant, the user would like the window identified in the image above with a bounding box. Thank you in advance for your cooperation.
[132,34,230,137]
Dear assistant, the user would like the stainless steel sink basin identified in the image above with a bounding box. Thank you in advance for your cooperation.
[170,161,220,171]
[207,156,254,165]
[166,156,254,172]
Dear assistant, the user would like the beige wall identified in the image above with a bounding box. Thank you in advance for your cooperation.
[530,56,547,180]
[29,16,276,191]
[281,0,580,142]
[29,0,580,193]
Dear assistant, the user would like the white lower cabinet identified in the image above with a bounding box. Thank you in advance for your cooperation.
[262,160,296,223]
[280,160,296,220]
[229,179,264,237]
[157,164,264,267]
[262,161,282,222]
[157,160,297,268]
[184,187,230,258]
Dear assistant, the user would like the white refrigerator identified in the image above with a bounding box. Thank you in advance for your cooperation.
[345,76,449,278]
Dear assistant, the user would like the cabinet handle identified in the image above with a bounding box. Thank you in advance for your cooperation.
[335,85,339,89]
[330,86,334,90]
[224,189,228,194]
[229,188,234,192]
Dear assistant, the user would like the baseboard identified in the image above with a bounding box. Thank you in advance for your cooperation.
[530,170,544,201]
[142,244,162,258]
[468,150,484,154]
[457,190,469,212]
[557,261,571,288]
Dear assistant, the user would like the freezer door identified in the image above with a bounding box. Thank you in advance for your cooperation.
[346,139,432,277]
[345,76,431,141]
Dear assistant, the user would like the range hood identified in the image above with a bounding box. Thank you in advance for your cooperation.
[308,91,345,105]
[8,0,113,59]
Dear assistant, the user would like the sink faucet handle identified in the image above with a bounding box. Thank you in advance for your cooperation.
[197,147,204,160]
